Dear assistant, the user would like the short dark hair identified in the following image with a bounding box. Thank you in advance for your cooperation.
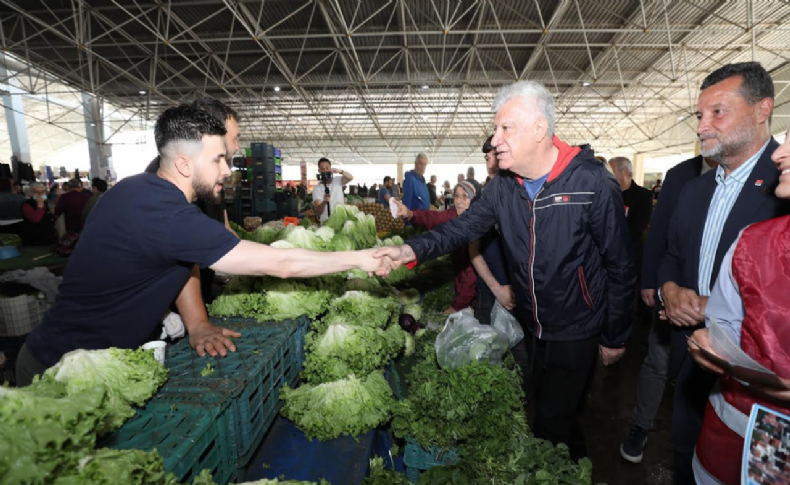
[154,105,227,152]
[482,135,494,153]
[190,97,240,124]
[383,176,392,184]
[318,157,331,167]
[92,178,108,192]
[700,62,774,103]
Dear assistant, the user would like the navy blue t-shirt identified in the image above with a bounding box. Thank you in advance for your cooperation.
[26,172,240,367]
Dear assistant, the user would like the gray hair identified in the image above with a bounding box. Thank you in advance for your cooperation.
[493,81,556,138]
[609,156,633,175]
[415,152,429,162]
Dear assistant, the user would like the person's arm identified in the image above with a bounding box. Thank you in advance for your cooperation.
[375,179,500,267]
[448,264,477,313]
[410,208,456,230]
[335,168,353,185]
[211,241,387,278]
[224,210,239,238]
[469,240,513,309]
[402,177,414,209]
[176,265,241,357]
[657,190,706,327]
[22,203,45,223]
[54,195,65,217]
[588,174,636,351]
[313,186,330,218]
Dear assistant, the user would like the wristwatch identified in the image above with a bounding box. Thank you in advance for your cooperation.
[339,170,344,175]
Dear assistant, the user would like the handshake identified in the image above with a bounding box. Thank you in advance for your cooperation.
[359,245,418,278]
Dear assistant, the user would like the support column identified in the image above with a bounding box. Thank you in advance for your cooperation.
[632,153,646,187]
[0,57,32,173]
[397,160,404,185]
[82,92,113,180]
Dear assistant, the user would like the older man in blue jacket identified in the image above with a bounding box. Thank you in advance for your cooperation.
[401,153,431,211]
[376,80,635,460]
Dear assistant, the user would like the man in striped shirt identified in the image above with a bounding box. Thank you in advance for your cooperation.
[657,62,790,485]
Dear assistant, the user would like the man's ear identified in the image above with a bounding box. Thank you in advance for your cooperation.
[173,154,192,178]
[756,97,774,125]
[534,117,549,143]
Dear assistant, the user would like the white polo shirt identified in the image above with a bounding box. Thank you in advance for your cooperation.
[312,176,345,222]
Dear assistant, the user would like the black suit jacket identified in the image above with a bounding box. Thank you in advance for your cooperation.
[657,138,790,375]
[641,156,705,290]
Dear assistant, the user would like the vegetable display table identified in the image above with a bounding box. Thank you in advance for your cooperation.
[0,246,68,271]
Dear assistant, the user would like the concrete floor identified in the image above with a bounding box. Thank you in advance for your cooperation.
[581,315,675,485]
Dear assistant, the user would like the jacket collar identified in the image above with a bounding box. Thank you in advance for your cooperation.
[514,136,582,186]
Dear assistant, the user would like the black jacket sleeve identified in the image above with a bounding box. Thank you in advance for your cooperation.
[655,186,687,293]
[641,164,690,290]
[588,174,636,348]
[406,177,499,263]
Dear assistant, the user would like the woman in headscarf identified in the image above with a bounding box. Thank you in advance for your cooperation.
[394,181,477,313]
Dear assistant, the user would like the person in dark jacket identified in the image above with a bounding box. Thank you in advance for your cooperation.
[619,155,716,464]
[608,157,653,276]
[55,179,91,233]
[656,62,790,485]
[375,80,635,460]
[470,135,512,325]
[18,182,58,245]
[394,181,478,313]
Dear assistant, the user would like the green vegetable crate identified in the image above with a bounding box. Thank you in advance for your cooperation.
[102,401,236,485]
[109,317,310,484]
[165,317,309,463]
[403,437,461,483]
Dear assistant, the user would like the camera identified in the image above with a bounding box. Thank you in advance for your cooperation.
[317,171,333,183]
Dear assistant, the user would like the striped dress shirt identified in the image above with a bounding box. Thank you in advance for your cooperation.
[697,139,769,295]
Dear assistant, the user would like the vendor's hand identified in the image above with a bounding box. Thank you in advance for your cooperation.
[189,323,241,357]
[641,289,656,308]
[599,345,625,366]
[373,244,416,270]
[687,328,726,375]
[493,284,515,310]
[323,194,331,203]
[443,307,456,315]
[393,199,412,219]
[661,282,705,327]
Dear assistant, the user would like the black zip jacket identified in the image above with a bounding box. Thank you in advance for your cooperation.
[407,141,635,347]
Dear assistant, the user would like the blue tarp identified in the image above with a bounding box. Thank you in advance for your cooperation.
[245,416,403,484]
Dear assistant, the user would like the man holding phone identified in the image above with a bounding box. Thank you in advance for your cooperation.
[312,157,353,223]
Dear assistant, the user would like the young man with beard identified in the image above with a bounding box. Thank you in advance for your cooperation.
[656,62,790,485]
[15,105,391,386]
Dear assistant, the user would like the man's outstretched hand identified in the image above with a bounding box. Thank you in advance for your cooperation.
[373,245,417,277]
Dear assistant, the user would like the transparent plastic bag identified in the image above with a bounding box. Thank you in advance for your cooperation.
[490,301,524,349]
[435,309,509,369]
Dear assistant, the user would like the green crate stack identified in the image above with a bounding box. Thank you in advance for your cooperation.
[102,401,237,485]
[403,437,461,483]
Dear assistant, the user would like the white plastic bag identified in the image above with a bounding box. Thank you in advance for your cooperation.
[435,309,509,369]
[490,301,524,349]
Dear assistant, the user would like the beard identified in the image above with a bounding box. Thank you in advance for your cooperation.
[192,173,221,204]
[699,122,757,165]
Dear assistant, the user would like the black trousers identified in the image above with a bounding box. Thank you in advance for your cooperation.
[512,332,599,461]
[474,287,496,325]
[14,343,50,387]
[672,354,717,485]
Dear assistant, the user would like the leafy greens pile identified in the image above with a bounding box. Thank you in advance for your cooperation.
[0,348,170,485]
[280,371,395,441]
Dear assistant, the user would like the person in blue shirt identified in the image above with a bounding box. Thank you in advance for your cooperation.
[401,153,431,211]
[378,176,394,207]
[15,105,392,386]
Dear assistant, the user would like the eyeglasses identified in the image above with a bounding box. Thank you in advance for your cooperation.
[454,193,470,201]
